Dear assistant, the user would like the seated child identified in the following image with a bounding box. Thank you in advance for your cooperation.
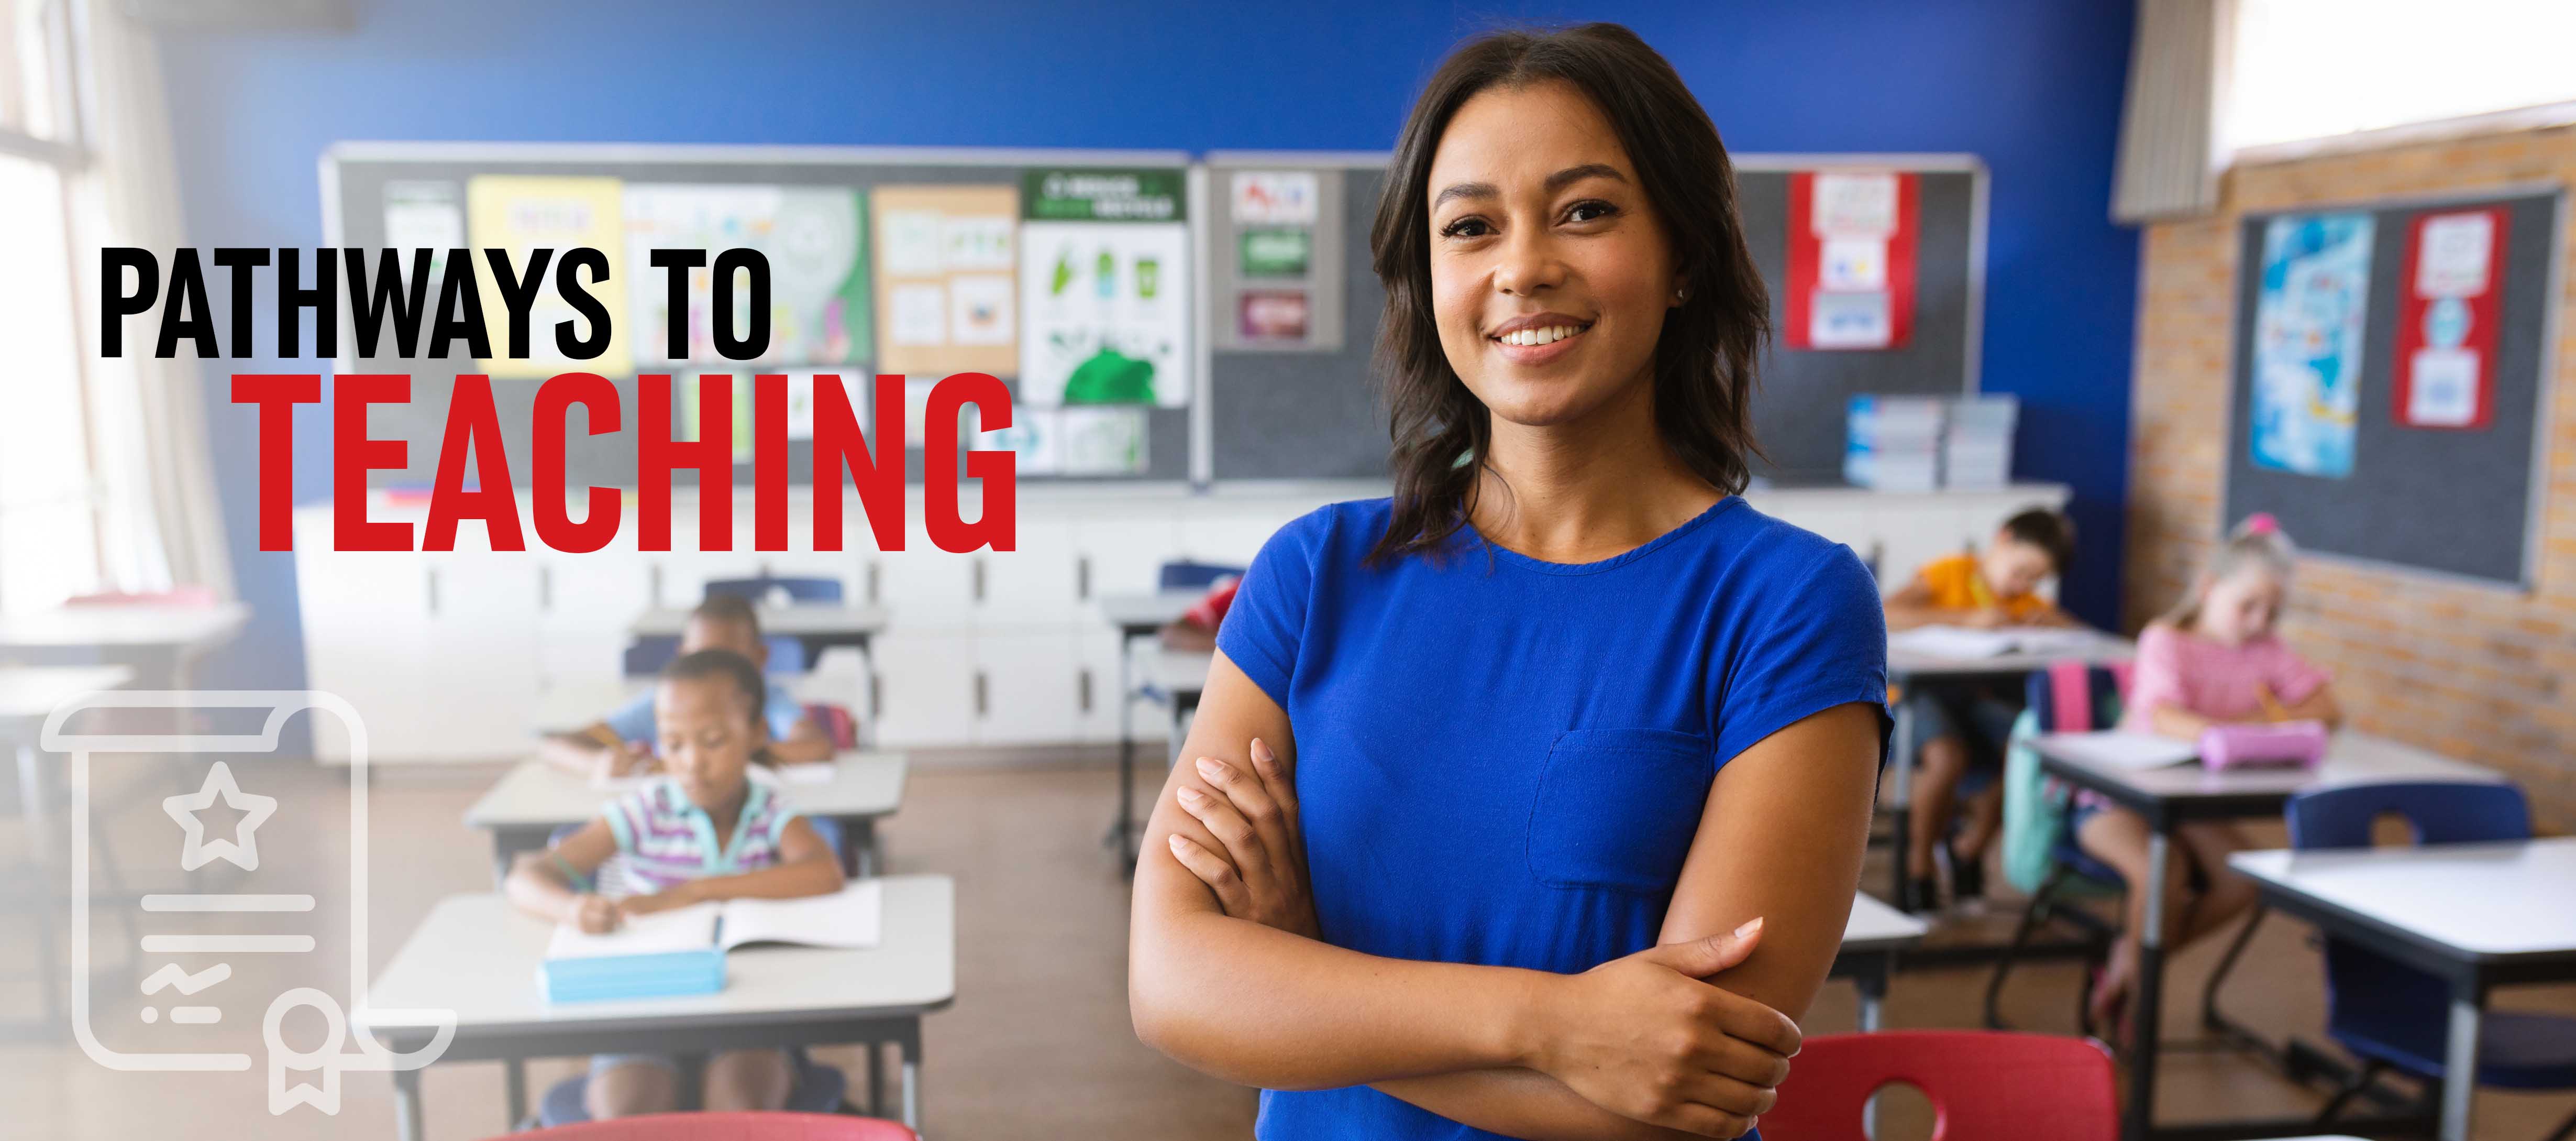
[1882,507,2080,906]
[2078,513,2338,1038]
[540,593,836,777]
[505,649,847,1118]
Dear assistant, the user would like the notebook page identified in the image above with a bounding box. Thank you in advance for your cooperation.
[1889,625,2019,658]
[545,900,723,960]
[719,881,884,951]
[2044,731,2198,771]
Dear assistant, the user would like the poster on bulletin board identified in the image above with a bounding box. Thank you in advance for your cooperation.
[869,184,1020,379]
[1018,168,1192,408]
[1784,170,1916,350]
[2391,207,2505,430]
[2248,211,2374,478]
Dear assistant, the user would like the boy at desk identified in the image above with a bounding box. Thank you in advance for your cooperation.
[1882,507,2081,907]
[540,594,836,778]
[507,649,846,1118]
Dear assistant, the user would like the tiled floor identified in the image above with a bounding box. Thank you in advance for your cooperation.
[3,754,2570,1139]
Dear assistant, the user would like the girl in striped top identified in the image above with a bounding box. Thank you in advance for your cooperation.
[506,648,845,1119]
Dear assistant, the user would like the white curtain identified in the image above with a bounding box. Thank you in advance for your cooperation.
[69,0,232,598]
[2111,0,2232,223]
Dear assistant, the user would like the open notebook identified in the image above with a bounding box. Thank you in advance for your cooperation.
[1890,624,2103,660]
[540,881,883,1003]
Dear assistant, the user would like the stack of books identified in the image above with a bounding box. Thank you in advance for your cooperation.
[1942,395,2019,489]
[1844,396,1944,491]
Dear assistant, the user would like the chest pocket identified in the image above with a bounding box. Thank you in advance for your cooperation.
[1526,728,1714,893]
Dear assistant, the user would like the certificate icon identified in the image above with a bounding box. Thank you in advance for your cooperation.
[42,691,454,1114]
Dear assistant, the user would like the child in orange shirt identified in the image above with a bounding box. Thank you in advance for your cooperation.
[1883,507,2080,906]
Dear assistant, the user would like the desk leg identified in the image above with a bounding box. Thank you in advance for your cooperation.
[2441,991,2484,1141]
[2124,828,2172,1141]
[504,1060,527,1129]
[393,1065,425,1141]
[1858,957,1888,1032]
[899,1021,924,1134]
[1887,695,1917,911]
[848,818,875,879]
[868,1039,887,1116]
[1114,635,1136,866]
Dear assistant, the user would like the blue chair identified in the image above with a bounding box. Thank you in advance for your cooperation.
[705,576,845,604]
[2286,782,2576,1137]
[1983,663,2126,1033]
[1156,560,1243,593]
[626,635,805,677]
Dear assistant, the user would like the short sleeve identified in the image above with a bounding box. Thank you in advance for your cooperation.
[1214,509,1330,708]
[764,683,806,741]
[1716,544,1892,767]
[2123,625,2190,720]
[601,790,646,854]
[2265,643,2332,707]
[601,693,656,745]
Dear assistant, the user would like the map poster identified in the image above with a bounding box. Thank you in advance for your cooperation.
[2249,212,2374,478]
[1018,168,1191,408]
[870,184,1020,378]
[625,184,870,368]
[463,175,630,379]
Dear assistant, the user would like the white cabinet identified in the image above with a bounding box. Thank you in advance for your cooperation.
[294,484,2069,762]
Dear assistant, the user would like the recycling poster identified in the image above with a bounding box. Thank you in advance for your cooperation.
[1018,168,1192,408]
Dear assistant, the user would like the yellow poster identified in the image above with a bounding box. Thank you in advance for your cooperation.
[869,184,1019,377]
[465,175,631,379]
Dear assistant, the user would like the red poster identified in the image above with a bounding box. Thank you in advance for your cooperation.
[2391,207,2505,430]
[1785,170,1916,350]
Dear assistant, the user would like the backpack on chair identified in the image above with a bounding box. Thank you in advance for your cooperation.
[1999,661,2128,896]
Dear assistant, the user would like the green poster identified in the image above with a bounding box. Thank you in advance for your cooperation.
[1239,228,1311,278]
[1022,168,1187,223]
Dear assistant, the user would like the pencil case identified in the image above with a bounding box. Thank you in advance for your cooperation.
[2197,721,2327,770]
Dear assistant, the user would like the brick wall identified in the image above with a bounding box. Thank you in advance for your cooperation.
[2126,125,2576,830]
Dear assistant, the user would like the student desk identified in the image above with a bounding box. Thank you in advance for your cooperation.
[0,601,248,692]
[2231,838,2576,1141]
[358,875,954,1141]
[1882,630,2135,912]
[2030,730,2501,1141]
[1833,890,1931,1032]
[1096,590,1210,861]
[464,752,908,882]
[628,602,889,671]
[1,664,135,1032]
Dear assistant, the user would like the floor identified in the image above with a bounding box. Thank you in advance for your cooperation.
[3,752,2571,1140]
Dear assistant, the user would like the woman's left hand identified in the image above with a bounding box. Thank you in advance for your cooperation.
[1166,737,1321,940]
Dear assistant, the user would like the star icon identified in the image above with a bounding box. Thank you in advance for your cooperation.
[163,762,278,872]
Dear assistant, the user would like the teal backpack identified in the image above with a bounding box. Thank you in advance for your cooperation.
[2000,662,2130,896]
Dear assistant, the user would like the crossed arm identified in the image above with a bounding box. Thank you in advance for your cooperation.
[1127,649,1883,1139]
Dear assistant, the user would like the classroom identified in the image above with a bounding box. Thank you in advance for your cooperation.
[2,2,2572,1139]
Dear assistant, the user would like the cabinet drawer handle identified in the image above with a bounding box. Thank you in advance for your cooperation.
[1079,667,1093,713]
[425,567,440,617]
[650,564,665,607]
[972,558,987,604]
[974,670,988,718]
[539,565,553,611]
[1077,555,1091,600]
[867,561,880,605]
[869,673,881,720]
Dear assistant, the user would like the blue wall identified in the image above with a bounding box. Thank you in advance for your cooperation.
[156,0,2140,689]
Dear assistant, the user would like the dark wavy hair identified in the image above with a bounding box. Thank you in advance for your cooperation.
[661,648,775,763]
[1366,23,1770,566]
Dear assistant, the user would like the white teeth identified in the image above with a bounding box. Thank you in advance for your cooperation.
[1499,325,1583,346]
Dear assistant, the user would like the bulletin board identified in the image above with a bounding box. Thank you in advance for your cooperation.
[1195,153,1991,484]
[2220,186,2562,587]
[321,143,1197,488]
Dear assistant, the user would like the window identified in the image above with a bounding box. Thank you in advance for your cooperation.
[2228,0,2576,158]
[0,0,102,615]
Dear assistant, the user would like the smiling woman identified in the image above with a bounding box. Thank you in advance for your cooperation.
[1128,21,1890,1141]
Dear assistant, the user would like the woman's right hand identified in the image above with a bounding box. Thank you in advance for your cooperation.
[1526,918,1798,1138]
[571,893,621,934]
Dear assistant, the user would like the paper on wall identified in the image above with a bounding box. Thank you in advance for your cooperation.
[466,174,631,378]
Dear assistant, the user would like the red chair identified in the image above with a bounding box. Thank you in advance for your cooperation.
[495,1112,917,1141]
[1762,1030,2117,1141]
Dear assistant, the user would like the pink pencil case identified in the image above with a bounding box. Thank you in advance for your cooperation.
[2197,721,2328,770]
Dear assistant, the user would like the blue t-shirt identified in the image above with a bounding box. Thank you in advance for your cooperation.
[1215,496,1888,1141]
[602,681,806,746]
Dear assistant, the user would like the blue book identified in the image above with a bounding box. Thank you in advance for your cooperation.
[538,884,883,1004]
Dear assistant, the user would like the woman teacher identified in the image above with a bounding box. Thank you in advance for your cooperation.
[1130,23,1889,1141]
